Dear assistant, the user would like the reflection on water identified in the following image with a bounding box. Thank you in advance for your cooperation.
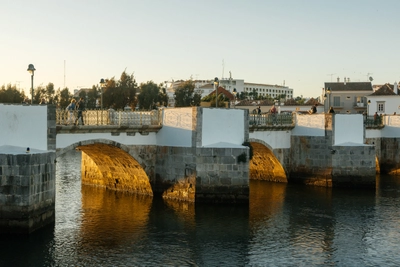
[1,150,400,266]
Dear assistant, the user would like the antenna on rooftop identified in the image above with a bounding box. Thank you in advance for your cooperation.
[367,73,373,82]
[222,59,225,79]
[64,60,66,89]
[327,73,336,82]
[15,81,22,90]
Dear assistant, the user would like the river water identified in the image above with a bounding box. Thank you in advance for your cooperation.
[1,150,400,266]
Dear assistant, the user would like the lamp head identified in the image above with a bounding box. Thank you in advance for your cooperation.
[100,78,105,86]
[326,87,331,94]
[214,77,219,86]
[27,64,35,75]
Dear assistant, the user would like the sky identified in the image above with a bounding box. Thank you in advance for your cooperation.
[1,0,399,97]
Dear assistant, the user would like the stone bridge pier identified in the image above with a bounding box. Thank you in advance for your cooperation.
[249,114,376,187]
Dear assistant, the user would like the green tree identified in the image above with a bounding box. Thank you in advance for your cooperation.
[158,84,169,107]
[138,81,162,110]
[102,71,137,110]
[45,83,56,104]
[210,94,228,107]
[295,96,306,104]
[174,80,201,107]
[0,84,24,103]
[58,88,73,108]
[86,85,99,109]
[34,85,46,104]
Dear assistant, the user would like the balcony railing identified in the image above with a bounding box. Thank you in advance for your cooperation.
[249,113,294,126]
[56,109,162,126]
[365,115,384,128]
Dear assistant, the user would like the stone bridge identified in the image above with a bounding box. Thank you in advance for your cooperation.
[2,103,400,233]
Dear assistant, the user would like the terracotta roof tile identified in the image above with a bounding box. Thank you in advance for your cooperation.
[370,83,397,96]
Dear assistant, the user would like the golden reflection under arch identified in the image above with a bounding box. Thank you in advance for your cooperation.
[250,142,287,183]
[77,143,153,196]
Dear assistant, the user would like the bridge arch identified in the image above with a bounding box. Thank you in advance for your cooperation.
[248,138,287,183]
[56,139,132,158]
[56,139,154,196]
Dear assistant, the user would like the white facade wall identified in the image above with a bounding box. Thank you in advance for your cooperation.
[0,104,48,151]
[249,131,291,149]
[366,115,400,138]
[172,79,294,100]
[367,96,400,116]
[292,114,326,136]
[56,132,157,149]
[244,83,293,99]
[202,108,245,147]
[156,107,193,147]
[334,114,364,145]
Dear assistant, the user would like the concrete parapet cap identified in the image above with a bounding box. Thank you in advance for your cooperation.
[0,145,49,154]
[202,142,246,148]
[333,142,374,147]
[56,125,162,134]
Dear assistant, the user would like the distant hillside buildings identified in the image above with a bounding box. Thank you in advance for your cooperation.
[166,78,294,107]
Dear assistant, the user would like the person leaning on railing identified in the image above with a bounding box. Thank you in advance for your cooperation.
[66,99,76,125]
[270,105,277,124]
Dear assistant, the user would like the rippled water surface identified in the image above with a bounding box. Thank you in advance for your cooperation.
[1,150,400,266]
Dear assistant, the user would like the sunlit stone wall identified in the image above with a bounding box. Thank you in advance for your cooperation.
[249,142,287,182]
[155,146,249,203]
[79,144,154,196]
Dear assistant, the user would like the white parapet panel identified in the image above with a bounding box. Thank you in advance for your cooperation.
[334,114,364,145]
[380,115,400,138]
[292,114,326,137]
[0,104,48,151]
[156,107,194,147]
[202,108,245,147]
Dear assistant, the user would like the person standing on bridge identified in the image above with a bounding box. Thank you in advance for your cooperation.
[66,99,76,125]
[270,104,277,125]
[75,97,86,126]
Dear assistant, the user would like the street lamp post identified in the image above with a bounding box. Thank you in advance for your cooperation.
[99,78,105,110]
[214,77,219,108]
[326,87,331,112]
[232,88,237,108]
[27,64,36,104]
[367,100,371,122]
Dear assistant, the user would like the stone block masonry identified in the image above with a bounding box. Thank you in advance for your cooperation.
[155,146,249,204]
[0,148,56,234]
[331,145,376,187]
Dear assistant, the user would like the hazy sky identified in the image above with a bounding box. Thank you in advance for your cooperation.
[1,0,399,97]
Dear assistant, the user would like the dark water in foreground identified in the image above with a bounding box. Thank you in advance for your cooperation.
[1,150,400,266]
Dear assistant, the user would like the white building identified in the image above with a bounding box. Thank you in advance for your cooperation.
[367,82,400,115]
[167,78,294,100]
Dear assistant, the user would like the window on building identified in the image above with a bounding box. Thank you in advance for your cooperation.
[333,96,340,107]
[377,102,385,113]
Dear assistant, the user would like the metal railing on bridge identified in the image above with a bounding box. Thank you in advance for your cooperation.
[56,109,162,126]
[365,115,384,128]
[249,113,294,126]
